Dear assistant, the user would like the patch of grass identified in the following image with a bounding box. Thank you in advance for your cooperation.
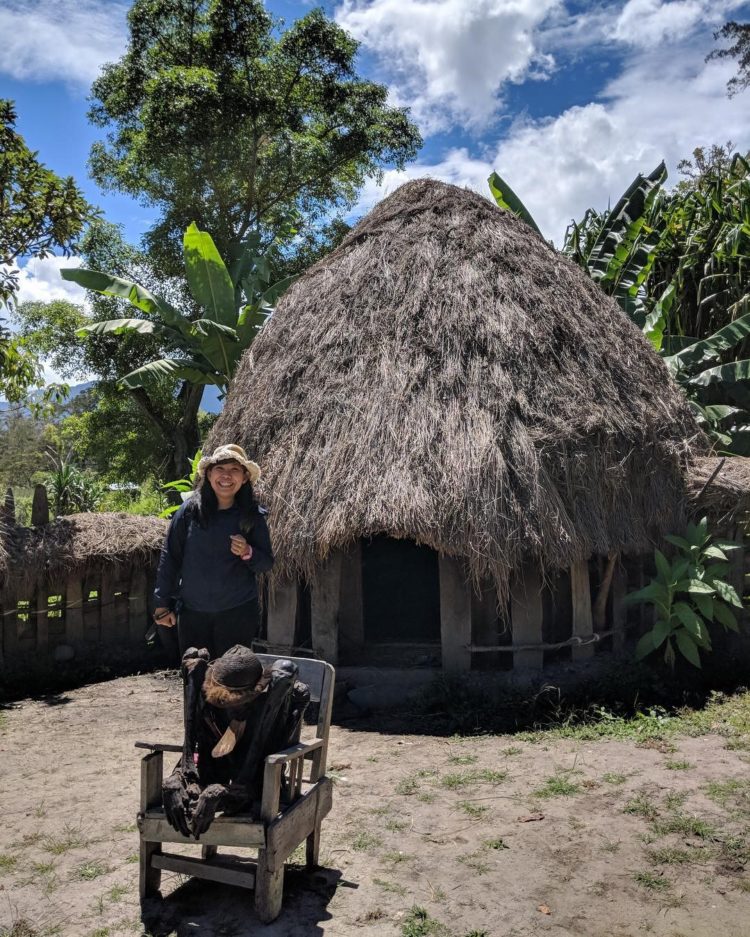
[32,861,55,875]
[602,772,627,785]
[624,793,659,821]
[448,754,477,765]
[43,824,89,855]
[89,929,110,937]
[502,746,522,756]
[417,791,436,804]
[533,773,581,798]
[0,853,17,872]
[112,822,137,833]
[664,791,687,811]
[440,769,506,790]
[634,869,671,891]
[664,760,693,771]
[381,850,413,865]
[125,853,139,864]
[456,801,488,819]
[601,839,620,853]
[457,852,490,874]
[724,737,750,751]
[483,837,509,850]
[705,778,750,814]
[366,756,379,763]
[373,876,407,897]
[647,845,709,865]
[652,814,716,840]
[396,775,420,796]
[352,831,382,852]
[77,860,109,881]
[385,817,408,832]
[107,884,128,902]
[463,932,489,937]
[401,905,450,937]
[1,920,40,937]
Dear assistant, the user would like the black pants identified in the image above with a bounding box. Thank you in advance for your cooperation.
[178,599,260,660]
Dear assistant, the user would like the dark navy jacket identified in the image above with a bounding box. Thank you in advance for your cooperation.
[153,498,274,613]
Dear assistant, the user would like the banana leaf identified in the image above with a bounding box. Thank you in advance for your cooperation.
[487,172,542,235]
[117,357,225,390]
[183,223,236,327]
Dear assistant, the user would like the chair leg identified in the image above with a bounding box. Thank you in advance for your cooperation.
[306,822,321,868]
[255,847,284,923]
[139,841,162,898]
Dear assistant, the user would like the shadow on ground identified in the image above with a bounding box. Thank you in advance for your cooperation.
[140,866,349,936]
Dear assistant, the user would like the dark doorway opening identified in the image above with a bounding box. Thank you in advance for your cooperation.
[362,536,441,647]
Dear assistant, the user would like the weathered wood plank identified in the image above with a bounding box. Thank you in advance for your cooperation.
[439,555,472,673]
[611,563,627,653]
[140,751,163,812]
[255,848,284,923]
[139,813,265,847]
[339,541,364,659]
[265,778,333,872]
[267,579,297,648]
[35,581,48,654]
[153,853,256,889]
[129,568,148,645]
[570,558,594,661]
[310,551,343,665]
[510,563,543,669]
[65,577,84,644]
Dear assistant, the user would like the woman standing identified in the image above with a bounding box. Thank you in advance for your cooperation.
[153,444,273,658]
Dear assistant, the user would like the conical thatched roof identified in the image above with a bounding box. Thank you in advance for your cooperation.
[209,179,704,599]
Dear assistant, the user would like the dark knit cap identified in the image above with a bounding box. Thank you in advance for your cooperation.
[208,644,263,689]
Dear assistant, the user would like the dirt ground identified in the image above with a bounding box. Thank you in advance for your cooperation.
[1,671,749,937]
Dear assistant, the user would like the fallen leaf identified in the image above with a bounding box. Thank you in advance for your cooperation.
[538,904,551,915]
[518,813,545,822]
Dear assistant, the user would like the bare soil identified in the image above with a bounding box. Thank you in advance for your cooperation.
[1,671,749,937]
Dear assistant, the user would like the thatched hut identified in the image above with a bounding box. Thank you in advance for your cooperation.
[207,179,739,673]
[0,505,166,675]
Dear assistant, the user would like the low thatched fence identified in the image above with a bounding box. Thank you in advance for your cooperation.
[0,486,166,684]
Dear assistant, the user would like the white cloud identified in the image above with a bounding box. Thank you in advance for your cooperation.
[352,36,750,244]
[0,0,128,86]
[611,0,743,48]
[335,0,560,132]
[14,256,86,306]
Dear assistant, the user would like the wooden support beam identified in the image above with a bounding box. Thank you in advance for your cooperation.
[510,563,543,670]
[439,555,472,673]
[310,551,343,665]
[31,484,49,526]
[339,542,364,660]
[36,581,49,654]
[570,558,594,661]
[267,579,298,649]
[611,562,627,653]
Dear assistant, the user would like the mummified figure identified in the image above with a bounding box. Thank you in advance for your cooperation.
[162,644,310,838]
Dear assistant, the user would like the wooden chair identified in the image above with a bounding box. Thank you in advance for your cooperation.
[136,654,335,923]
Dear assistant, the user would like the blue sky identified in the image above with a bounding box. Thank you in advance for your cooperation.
[2,0,750,316]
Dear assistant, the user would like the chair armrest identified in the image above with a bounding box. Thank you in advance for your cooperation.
[264,739,323,766]
[135,741,182,753]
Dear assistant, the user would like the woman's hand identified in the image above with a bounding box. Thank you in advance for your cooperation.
[154,607,176,628]
[230,534,253,560]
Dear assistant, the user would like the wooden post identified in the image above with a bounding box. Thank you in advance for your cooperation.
[139,751,163,897]
[2,586,18,660]
[338,542,364,660]
[31,484,49,526]
[267,579,298,649]
[66,576,84,644]
[439,555,472,673]
[611,562,627,653]
[310,551,343,665]
[129,568,148,645]
[510,563,543,670]
[570,558,594,661]
[36,581,49,654]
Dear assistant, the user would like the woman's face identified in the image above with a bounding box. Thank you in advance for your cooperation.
[207,460,247,505]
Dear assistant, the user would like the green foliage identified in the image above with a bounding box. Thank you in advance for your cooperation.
[42,449,106,516]
[66,222,287,393]
[562,161,668,321]
[88,0,421,278]
[487,171,542,235]
[708,22,750,97]
[0,99,92,304]
[159,450,202,517]
[625,517,743,668]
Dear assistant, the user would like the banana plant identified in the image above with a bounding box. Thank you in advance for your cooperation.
[62,222,295,394]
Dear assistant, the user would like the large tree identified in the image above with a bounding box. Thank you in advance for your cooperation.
[88,0,421,278]
[0,99,91,403]
[709,21,750,97]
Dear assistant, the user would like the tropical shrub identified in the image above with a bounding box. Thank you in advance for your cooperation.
[625,518,743,667]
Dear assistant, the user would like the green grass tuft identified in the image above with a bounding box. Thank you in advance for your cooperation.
[533,773,581,798]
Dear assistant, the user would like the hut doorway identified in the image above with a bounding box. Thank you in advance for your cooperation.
[361,536,441,652]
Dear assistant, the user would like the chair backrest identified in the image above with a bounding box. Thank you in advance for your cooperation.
[255,654,335,743]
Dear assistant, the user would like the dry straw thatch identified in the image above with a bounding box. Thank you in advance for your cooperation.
[2,512,167,591]
[688,456,750,527]
[209,179,705,601]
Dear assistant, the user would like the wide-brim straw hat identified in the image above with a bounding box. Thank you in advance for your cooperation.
[197,444,261,484]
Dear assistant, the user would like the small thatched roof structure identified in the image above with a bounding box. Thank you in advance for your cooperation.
[2,513,167,591]
[688,456,750,527]
[209,179,704,600]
